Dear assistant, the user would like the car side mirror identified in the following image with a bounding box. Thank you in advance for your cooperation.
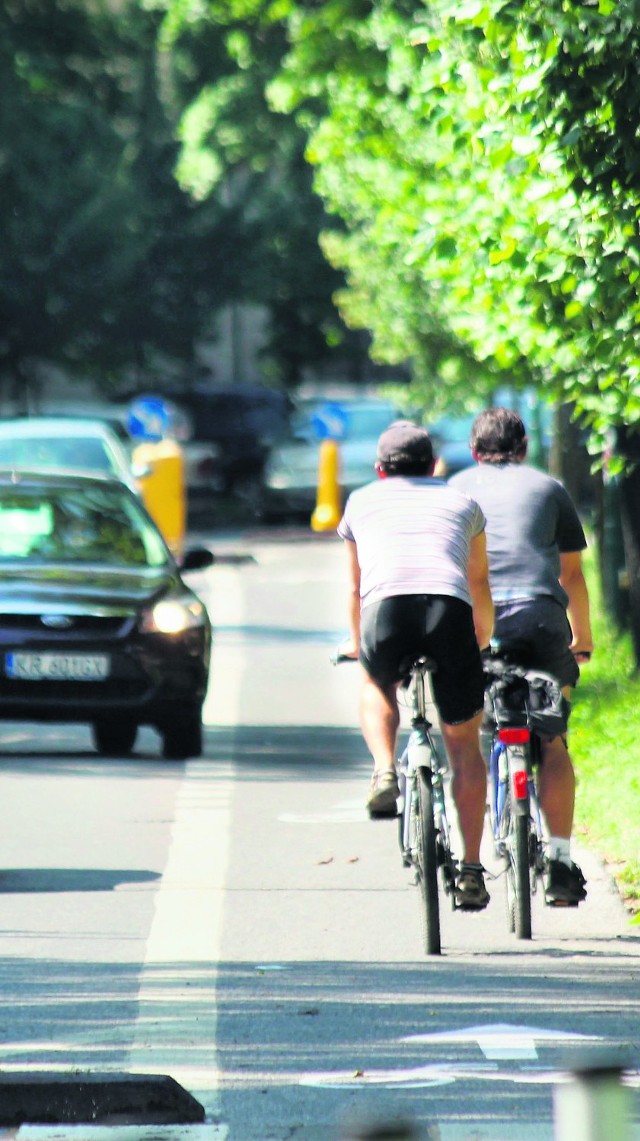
[180,547,215,572]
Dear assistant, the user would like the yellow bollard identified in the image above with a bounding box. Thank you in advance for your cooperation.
[311,438,342,532]
[133,439,186,559]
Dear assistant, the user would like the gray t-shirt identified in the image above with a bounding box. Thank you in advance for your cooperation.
[449,462,586,607]
[337,476,485,609]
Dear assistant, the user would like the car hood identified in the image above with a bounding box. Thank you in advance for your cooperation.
[0,564,181,615]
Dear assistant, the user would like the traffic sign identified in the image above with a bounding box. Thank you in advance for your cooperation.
[127,395,177,442]
[311,402,349,441]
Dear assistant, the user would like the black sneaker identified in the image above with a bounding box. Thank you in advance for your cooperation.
[545,859,587,906]
[366,770,399,818]
[455,863,490,911]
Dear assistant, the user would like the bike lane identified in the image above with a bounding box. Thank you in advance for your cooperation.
[200,530,640,1141]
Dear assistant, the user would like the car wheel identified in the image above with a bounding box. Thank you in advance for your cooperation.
[162,715,203,761]
[92,719,138,756]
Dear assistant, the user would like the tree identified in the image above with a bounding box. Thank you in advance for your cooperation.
[0,0,242,401]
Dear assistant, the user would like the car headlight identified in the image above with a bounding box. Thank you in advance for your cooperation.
[141,598,207,635]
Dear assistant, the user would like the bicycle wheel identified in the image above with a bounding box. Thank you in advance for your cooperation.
[509,809,532,940]
[416,767,441,955]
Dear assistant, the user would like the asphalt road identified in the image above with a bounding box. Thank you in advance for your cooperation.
[0,526,637,1141]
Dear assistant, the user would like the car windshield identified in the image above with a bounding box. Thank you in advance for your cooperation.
[291,401,399,441]
[0,485,169,567]
[0,435,119,476]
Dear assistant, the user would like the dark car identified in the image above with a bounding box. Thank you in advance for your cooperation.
[163,385,291,498]
[0,469,213,760]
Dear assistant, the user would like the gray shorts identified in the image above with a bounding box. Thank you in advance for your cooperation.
[493,597,579,688]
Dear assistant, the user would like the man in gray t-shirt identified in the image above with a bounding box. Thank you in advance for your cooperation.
[449,407,593,907]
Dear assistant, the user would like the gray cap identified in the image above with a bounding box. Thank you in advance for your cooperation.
[376,420,434,466]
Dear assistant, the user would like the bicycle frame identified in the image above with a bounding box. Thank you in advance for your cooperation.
[397,658,457,955]
[485,661,547,939]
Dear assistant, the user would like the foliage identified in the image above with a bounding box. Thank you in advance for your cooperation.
[151,0,371,386]
[570,544,640,908]
[163,0,640,429]
[0,0,245,397]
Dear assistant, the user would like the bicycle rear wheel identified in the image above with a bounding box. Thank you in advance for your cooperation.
[509,810,532,940]
[416,767,441,955]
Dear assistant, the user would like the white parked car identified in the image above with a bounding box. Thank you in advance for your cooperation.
[0,416,150,494]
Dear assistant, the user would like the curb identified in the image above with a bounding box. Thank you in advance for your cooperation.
[0,1073,205,1126]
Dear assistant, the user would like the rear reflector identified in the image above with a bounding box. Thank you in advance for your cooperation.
[513,769,529,800]
[498,727,530,744]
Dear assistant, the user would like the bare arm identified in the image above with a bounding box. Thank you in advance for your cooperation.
[560,550,593,659]
[340,539,362,658]
[468,531,494,650]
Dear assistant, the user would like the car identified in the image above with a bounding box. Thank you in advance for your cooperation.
[161,385,292,500]
[428,413,476,476]
[0,469,214,759]
[0,416,150,494]
[258,397,404,521]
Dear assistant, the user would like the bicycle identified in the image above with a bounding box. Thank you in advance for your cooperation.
[482,650,569,939]
[396,655,458,955]
[332,650,457,956]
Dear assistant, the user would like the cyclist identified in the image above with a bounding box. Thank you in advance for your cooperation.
[449,407,593,906]
[337,420,494,910]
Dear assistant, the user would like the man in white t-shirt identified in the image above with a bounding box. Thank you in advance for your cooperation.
[337,420,494,910]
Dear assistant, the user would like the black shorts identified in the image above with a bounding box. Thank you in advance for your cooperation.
[493,597,579,688]
[359,594,485,725]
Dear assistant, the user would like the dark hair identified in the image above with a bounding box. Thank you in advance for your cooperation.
[470,407,527,463]
[376,420,435,476]
[377,458,433,477]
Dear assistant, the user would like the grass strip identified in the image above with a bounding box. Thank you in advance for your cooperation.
[570,547,640,917]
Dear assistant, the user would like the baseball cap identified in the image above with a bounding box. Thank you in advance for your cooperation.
[376,420,434,466]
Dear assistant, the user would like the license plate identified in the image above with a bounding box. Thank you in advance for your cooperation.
[5,652,110,681]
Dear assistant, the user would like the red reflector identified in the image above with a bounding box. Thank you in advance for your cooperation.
[513,769,529,799]
[498,727,530,744]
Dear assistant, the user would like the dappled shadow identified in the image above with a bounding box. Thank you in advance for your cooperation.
[0,868,161,893]
[0,724,366,781]
[208,724,366,779]
[0,954,637,1137]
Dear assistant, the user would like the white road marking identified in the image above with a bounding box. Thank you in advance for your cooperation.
[402,1023,600,1061]
[121,566,244,1133]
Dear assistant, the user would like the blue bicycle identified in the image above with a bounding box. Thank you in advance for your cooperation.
[483,652,568,939]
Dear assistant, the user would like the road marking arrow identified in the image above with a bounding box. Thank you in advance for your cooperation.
[402,1023,600,1061]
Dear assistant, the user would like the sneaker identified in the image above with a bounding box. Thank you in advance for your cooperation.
[455,863,490,911]
[366,770,399,818]
[545,859,587,906]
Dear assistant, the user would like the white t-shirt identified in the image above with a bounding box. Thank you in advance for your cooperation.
[337,476,485,609]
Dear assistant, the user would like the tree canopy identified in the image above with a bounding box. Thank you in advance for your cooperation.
[157,0,640,443]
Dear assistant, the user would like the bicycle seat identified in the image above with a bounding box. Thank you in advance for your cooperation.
[398,654,437,687]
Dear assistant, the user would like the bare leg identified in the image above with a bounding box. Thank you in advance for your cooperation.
[359,670,399,772]
[538,736,575,838]
[440,712,487,864]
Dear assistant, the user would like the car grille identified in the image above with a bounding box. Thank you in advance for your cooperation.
[0,677,148,703]
[0,615,128,637]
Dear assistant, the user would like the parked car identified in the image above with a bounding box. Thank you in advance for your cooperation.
[259,397,403,521]
[0,417,150,494]
[162,385,291,501]
[0,469,213,759]
[428,413,476,476]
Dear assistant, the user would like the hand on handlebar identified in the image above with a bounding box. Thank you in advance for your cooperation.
[573,649,592,663]
[331,638,359,665]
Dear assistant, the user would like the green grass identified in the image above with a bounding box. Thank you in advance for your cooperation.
[570,548,640,915]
